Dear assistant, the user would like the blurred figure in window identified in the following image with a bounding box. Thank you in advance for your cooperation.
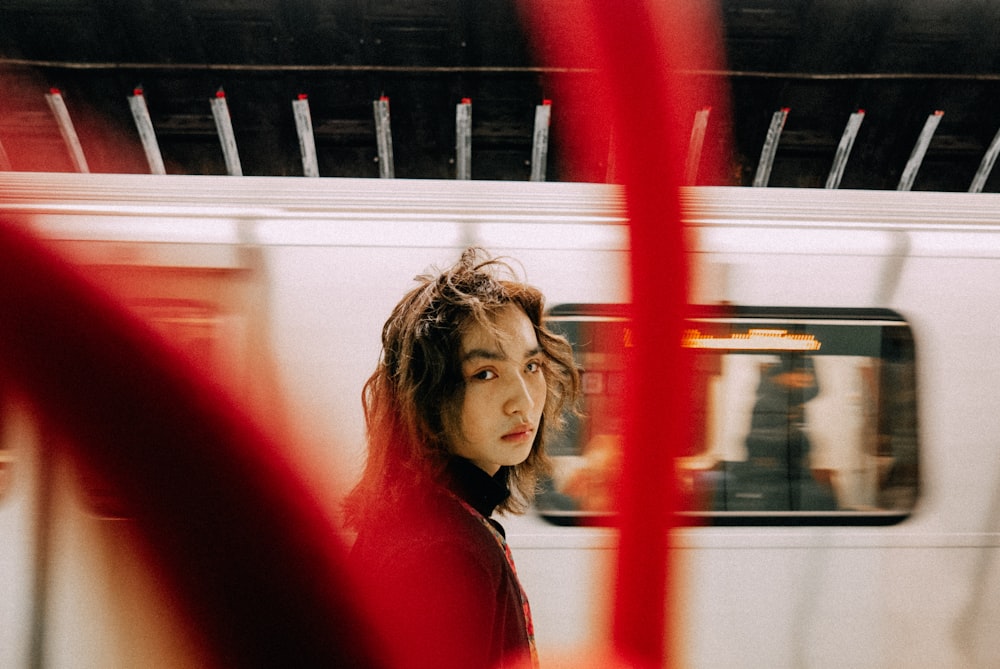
[721,356,836,511]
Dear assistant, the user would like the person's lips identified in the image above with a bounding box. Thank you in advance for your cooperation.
[502,424,534,442]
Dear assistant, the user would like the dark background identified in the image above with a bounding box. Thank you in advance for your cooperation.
[2,0,999,191]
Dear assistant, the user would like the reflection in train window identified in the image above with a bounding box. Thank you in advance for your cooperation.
[537,305,919,526]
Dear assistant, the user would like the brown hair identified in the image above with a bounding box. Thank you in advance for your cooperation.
[342,248,579,528]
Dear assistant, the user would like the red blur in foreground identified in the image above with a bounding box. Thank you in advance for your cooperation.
[521,1,729,666]
[0,1,728,667]
[0,220,385,668]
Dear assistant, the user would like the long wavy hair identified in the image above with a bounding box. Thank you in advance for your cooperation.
[342,248,579,528]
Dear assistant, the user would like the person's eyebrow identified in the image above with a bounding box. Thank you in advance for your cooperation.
[462,347,505,363]
[462,345,542,363]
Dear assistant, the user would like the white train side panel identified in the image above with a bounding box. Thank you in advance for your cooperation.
[0,174,998,667]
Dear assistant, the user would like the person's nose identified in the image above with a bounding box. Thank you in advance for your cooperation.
[504,373,536,417]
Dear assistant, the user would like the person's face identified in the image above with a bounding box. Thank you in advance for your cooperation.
[452,305,548,475]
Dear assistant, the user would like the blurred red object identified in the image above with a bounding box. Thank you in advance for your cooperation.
[0,219,387,668]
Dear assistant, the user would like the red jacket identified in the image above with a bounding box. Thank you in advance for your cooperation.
[350,459,536,669]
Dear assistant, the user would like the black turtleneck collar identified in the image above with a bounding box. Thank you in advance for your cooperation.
[443,457,511,519]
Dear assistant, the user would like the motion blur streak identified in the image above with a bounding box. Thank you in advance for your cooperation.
[521,2,730,666]
[0,218,384,668]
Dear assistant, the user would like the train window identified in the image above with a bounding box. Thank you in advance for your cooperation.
[538,305,919,526]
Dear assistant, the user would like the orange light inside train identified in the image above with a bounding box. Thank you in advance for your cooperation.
[683,328,823,351]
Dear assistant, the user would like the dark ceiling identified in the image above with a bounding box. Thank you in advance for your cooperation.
[2,0,1000,191]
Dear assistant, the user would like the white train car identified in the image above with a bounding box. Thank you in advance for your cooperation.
[0,172,998,668]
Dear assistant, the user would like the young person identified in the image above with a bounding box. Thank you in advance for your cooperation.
[344,248,580,669]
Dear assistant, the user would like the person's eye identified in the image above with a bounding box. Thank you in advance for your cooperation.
[472,369,497,381]
[525,360,543,373]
